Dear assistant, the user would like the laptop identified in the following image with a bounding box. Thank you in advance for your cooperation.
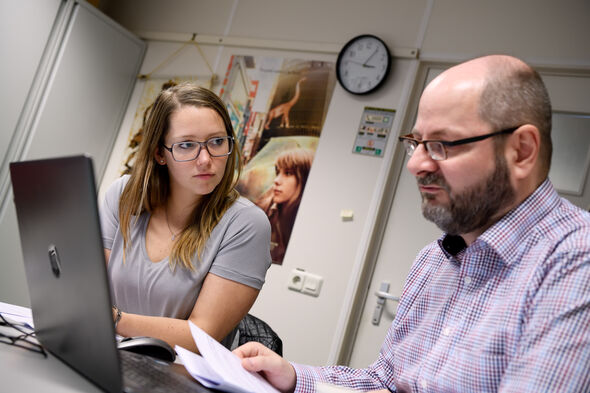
[10,155,215,393]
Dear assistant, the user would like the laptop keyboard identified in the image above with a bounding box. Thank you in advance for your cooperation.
[120,349,214,392]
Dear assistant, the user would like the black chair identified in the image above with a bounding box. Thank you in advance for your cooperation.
[232,314,283,356]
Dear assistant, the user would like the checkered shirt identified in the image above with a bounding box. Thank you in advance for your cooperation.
[293,179,590,392]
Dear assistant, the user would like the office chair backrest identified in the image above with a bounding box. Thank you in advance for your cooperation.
[234,314,283,356]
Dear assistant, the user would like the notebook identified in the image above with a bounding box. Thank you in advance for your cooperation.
[10,155,214,393]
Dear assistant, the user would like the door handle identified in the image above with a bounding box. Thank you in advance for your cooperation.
[374,290,400,302]
[372,282,400,326]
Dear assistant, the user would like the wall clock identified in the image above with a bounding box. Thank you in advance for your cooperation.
[336,34,392,95]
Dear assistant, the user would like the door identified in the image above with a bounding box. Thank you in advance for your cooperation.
[348,66,590,368]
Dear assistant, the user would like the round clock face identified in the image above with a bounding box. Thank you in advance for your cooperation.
[336,35,391,95]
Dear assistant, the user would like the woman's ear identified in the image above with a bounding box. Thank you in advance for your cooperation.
[506,124,540,181]
[154,148,166,165]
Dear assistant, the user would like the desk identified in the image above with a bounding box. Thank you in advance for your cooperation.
[0,325,103,392]
[0,324,219,392]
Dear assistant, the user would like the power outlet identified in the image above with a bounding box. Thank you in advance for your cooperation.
[287,269,323,297]
[288,269,305,291]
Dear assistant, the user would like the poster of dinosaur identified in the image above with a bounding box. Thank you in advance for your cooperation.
[220,55,336,264]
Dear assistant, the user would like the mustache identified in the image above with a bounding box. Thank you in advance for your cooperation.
[417,173,450,191]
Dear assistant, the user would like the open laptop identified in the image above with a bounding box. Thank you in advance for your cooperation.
[10,155,215,393]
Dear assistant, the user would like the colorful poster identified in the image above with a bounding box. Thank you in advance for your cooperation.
[353,107,396,157]
[220,56,336,264]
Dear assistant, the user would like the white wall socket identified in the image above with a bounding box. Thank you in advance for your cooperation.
[287,269,305,291]
[288,268,323,297]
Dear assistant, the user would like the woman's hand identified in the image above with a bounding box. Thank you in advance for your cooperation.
[233,342,296,393]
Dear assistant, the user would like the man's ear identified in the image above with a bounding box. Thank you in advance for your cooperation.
[506,124,540,181]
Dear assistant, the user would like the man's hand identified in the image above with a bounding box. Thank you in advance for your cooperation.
[233,342,297,393]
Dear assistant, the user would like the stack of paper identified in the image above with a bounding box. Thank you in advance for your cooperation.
[176,321,279,393]
[0,301,34,328]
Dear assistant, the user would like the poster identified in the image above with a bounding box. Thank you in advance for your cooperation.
[353,107,395,157]
[220,55,336,264]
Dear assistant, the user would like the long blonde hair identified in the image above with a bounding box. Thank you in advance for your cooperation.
[119,84,242,270]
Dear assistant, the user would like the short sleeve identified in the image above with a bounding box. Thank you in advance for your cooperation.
[99,175,129,250]
[209,199,272,289]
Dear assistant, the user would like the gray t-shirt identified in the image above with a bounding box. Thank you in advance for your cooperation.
[100,175,272,319]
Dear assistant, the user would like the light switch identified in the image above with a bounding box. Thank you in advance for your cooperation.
[301,272,323,297]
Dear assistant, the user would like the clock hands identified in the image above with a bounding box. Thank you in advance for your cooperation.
[346,59,375,68]
[362,48,378,67]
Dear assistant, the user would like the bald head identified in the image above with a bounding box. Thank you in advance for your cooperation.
[424,55,553,177]
[423,55,495,97]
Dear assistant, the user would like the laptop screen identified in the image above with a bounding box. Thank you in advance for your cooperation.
[10,155,122,393]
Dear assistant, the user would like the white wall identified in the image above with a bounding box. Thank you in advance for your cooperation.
[100,0,590,366]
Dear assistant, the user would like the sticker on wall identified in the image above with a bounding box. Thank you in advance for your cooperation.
[353,107,396,157]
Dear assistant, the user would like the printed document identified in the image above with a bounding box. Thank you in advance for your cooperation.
[176,321,279,393]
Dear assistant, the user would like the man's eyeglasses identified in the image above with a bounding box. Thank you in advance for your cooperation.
[162,136,234,162]
[398,127,518,161]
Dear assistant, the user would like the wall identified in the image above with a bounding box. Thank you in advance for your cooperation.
[100,0,590,366]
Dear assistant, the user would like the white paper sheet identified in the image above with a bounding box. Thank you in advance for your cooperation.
[175,321,279,393]
[316,382,359,392]
[0,301,34,328]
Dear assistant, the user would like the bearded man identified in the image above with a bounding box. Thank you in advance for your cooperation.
[234,55,590,393]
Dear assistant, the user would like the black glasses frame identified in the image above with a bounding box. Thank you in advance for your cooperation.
[398,126,519,161]
[162,136,234,162]
[0,314,47,357]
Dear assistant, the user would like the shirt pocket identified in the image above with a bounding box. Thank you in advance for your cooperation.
[436,345,508,392]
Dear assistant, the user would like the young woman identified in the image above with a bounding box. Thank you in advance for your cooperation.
[100,84,271,352]
[256,148,313,263]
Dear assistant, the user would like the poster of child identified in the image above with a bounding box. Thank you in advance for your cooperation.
[220,55,336,264]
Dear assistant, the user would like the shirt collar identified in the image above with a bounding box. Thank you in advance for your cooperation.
[438,179,561,265]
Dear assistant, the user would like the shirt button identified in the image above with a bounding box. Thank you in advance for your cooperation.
[443,327,452,336]
[420,380,428,389]
[464,276,472,285]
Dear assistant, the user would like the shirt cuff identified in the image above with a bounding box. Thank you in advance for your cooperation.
[292,362,323,393]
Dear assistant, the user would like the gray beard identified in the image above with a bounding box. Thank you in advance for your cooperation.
[420,155,515,236]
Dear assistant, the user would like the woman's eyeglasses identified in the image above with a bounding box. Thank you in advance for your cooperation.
[162,136,234,162]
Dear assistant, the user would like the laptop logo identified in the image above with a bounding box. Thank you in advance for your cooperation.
[48,245,62,278]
